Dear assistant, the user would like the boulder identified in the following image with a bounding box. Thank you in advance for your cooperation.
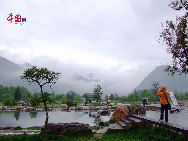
[138,106,146,114]
[41,122,92,136]
[110,105,129,122]
[127,105,138,114]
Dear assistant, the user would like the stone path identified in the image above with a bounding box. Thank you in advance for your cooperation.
[0,130,41,135]
[93,114,188,140]
[93,116,142,134]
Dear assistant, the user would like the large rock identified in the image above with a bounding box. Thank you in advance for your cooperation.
[138,106,146,114]
[110,105,129,122]
[127,105,138,114]
[41,122,92,136]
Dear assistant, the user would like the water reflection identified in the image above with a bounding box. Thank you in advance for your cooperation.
[88,110,101,125]
[29,111,38,119]
[0,110,111,128]
[14,111,20,121]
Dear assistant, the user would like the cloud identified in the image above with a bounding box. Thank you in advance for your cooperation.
[0,0,180,95]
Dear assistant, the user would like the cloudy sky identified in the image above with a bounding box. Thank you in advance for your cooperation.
[0,0,185,95]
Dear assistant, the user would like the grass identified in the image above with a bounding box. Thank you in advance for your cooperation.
[101,127,186,141]
[98,120,115,127]
[0,127,185,141]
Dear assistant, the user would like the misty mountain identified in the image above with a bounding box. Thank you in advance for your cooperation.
[72,73,100,82]
[0,56,76,94]
[135,65,188,93]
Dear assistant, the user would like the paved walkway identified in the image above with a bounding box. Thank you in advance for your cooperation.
[0,130,41,135]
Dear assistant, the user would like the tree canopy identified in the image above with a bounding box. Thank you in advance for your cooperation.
[21,66,61,137]
[159,0,188,75]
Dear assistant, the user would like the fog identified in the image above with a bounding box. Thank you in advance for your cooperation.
[0,0,185,95]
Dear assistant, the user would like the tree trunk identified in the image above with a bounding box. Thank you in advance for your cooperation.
[40,86,48,140]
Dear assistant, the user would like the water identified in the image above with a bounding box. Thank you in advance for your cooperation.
[0,110,111,128]
[146,106,188,128]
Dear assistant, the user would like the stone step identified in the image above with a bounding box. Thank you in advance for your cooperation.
[108,123,123,129]
[122,118,132,128]
[95,127,109,134]
[118,121,126,128]
[127,117,144,127]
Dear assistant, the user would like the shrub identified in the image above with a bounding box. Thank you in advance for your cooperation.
[3,97,17,106]
[66,99,74,108]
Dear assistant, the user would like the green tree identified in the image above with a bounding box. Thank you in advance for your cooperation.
[21,66,61,136]
[159,0,188,75]
[82,93,91,102]
[3,96,17,106]
[74,95,81,102]
[29,93,41,107]
[61,96,67,104]
[93,84,103,105]
[66,99,74,109]
[127,94,136,102]
[14,86,21,101]
[119,96,127,103]
[1,94,12,101]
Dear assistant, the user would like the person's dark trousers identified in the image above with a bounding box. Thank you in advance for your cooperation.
[160,104,168,121]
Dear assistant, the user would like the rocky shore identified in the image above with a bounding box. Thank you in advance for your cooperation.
[0,103,163,112]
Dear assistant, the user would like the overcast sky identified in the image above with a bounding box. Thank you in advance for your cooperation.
[0,0,185,95]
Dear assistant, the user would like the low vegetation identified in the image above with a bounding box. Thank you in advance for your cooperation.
[0,127,185,141]
[0,83,188,108]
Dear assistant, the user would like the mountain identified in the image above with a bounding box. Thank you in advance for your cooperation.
[0,56,74,94]
[135,65,188,93]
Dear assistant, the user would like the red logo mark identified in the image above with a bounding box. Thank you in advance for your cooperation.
[15,14,21,22]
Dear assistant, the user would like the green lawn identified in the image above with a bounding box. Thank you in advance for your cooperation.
[0,127,185,141]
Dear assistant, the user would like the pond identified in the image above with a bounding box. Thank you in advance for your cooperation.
[0,110,112,128]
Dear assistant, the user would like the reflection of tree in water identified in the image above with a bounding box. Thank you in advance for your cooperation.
[29,111,38,118]
[14,111,20,121]
[88,110,102,125]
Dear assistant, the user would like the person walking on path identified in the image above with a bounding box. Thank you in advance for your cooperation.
[156,86,170,122]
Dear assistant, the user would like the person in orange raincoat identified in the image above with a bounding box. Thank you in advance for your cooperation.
[156,86,170,122]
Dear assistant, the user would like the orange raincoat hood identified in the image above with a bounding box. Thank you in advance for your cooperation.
[160,86,166,91]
